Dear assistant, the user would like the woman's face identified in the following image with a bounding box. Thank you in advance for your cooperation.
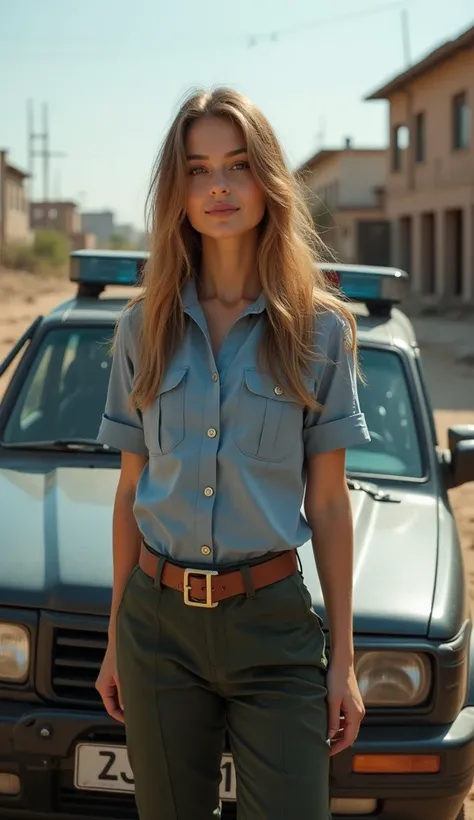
[185,116,266,240]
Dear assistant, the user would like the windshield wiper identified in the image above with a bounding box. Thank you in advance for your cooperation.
[347,477,401,503]
[1,439,117,453]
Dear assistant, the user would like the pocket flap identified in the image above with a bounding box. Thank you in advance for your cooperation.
[244,369,314,403]
[157,367,188,395]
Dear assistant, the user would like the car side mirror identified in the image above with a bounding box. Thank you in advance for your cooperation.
[447,425,474,488]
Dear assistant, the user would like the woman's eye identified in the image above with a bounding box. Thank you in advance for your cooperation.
[189,167,207,176]
[232,161,250,171]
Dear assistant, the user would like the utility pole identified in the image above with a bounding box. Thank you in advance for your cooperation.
[400,8,411,67]
[27,100,66,225]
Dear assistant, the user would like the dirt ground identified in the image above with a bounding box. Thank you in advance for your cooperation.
[1,268,474,817]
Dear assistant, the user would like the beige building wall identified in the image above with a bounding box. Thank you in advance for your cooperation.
[4,176,31,243]
[374,41,474,303]
[0,151,32,247]
[299,149,389,263]
[339,153,388,208]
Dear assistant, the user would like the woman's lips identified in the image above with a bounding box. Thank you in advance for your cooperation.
[206,204,240,216]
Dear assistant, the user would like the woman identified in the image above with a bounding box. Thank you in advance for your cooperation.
[96,87,369,820]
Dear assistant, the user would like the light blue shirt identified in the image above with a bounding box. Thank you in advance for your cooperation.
[98,280,370,566]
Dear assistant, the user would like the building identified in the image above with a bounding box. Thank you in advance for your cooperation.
[81,210,115,245]
[297,142,389,265]
[30,200,82,234]
[29,200,96,250]
[366,24,474,304]
[0,150,32,248]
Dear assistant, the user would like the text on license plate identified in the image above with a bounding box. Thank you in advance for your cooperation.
[74,743,236,800]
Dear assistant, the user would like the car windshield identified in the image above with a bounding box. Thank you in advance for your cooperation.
[1,327,424,478]
[347,347,423,478]
[2,326,114,446]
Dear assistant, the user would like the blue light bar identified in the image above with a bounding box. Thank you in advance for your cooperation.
[320,263,408,305]
[70,250,148,287]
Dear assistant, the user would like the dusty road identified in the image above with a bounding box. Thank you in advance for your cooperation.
[1,269,474,817]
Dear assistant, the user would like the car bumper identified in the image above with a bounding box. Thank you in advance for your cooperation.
[1,701,474,820]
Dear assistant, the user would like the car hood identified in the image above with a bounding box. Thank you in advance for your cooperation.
[0,467,438,634]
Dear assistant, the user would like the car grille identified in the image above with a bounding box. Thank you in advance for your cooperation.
[57,787,237,819]
[57,784,138,818]
[51,626,107,705]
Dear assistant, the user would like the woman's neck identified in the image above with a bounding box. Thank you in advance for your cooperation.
[198,233,261,306]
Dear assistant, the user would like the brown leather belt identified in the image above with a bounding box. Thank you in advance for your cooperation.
[139,543,298,608]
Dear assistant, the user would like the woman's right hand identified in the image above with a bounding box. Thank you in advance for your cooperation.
[96,642,124,723]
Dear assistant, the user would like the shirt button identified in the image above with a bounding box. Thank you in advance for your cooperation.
[204,487,214,497]
[212,373,219,382]
[274,385,283,396]
[201,545,212,556]
[207,428,217,438]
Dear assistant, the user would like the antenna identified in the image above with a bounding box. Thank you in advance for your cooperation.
[27,101,67,224]
[315,118,326,151]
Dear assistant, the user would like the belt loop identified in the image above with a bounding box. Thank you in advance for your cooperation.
[296,549,304,578]
[240,565,256,599]
[153,555,166,592]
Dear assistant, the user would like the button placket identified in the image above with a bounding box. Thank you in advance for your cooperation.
[194,367,220,563]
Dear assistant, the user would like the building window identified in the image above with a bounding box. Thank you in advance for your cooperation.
[392,125,409,171]
[452,92,470,150]
[415,112,425,163]
[34,207,43,220]
[48,208,58,220]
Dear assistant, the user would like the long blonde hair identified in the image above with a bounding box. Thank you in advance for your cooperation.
[126,87,357,410]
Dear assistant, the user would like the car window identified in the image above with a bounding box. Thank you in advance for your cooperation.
[2,328,425,478]
[347,348,424,478]
[2,327,113,444]
[19,343,53,426]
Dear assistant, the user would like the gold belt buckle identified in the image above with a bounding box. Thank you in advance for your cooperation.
[183,569,219,608]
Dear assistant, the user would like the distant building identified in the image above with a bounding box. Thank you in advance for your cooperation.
[0,150,32,248]
[30,200,82,234]
[29,200,96,250]
[81,210,115,244]
[297,142,389,266]
[366,23,474,304]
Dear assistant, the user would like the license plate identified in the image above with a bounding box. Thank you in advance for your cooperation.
[74,743,237,800]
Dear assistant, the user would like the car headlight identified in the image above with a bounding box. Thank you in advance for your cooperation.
[355,651,431,707]
[0,623,30,683]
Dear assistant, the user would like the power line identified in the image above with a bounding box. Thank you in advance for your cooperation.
[247,0,415,48]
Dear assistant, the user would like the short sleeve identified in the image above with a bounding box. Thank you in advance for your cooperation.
[97,309,148,455]
[304,312,370,457]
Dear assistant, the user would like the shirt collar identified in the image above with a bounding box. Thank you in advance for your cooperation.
[181,276,267,315]
[181,277,199,310]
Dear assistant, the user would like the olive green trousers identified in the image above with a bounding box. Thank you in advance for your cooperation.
[117,560,330,820]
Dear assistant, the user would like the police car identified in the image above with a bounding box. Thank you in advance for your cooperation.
[1,250,474,820]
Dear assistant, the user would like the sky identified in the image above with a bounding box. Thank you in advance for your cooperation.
[1,0,473,228]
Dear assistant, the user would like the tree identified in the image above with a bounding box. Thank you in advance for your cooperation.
[108,232,133,251]
[33,230,70,267]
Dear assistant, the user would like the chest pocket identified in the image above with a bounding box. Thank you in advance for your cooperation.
[150,367,188,455]
[234,369,313,462]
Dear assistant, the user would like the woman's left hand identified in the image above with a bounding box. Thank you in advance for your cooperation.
[326,662,365,756]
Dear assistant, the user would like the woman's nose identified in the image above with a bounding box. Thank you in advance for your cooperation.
[210,171,230,196]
